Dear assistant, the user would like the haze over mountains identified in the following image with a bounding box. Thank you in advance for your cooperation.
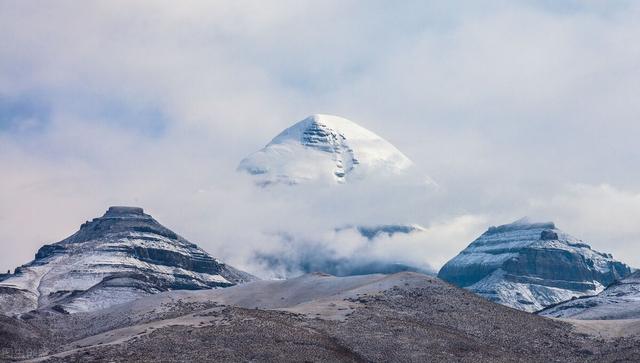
[3,2,640,360]
[238,114,438,278]
[1,115,639,362]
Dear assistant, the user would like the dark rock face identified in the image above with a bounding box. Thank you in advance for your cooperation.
[0,206,256,315]
[70,206,179,244]
[540,270,640,319]
[438,218,631,312]
[540,230,559,240]
[355,224,423,240]
[34,244,66,260]
[300,120,358,179]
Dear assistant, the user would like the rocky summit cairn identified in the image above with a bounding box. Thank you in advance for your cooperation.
[0,206,256,315]
[438,218,631,312]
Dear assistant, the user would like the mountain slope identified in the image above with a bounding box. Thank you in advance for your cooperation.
[238,114,415,185]
[0,206,255,315]
[540,270,640,320]
[5,272,640,362]
[438,218,631,312]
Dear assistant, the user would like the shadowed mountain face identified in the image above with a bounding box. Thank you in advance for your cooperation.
[540,270,640,320]
[438,218,631,312]
[0,207,256,315]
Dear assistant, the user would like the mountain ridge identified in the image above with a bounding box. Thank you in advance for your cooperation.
[0,206,256,315]
[438,218,631,312]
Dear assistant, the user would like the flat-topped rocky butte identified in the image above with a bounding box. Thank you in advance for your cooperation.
[0,206,256,316]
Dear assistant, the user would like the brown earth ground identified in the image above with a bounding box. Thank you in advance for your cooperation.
[0,273,638,362]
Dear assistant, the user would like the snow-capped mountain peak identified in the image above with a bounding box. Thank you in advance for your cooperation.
[238,114,415,185]
[438,218,631,312]
[0,206,256,315]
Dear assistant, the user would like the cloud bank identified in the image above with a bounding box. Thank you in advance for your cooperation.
[1,1,640,275]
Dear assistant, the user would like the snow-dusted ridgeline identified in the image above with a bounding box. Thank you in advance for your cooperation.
[438,218,631,312]
[539,270,640,319]
[0,206,256,315]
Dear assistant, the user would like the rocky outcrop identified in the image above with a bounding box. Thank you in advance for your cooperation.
[0,206,256,315]
[539,270,640,320]
[438,218,631,312]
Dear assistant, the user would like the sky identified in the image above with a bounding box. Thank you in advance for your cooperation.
[1,0,640,275]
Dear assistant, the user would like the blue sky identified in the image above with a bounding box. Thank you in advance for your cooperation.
[1,1,640,273]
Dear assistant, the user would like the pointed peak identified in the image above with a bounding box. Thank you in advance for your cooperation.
[238,114,418,185]
[287,114,373,141]
[302,114,353,126]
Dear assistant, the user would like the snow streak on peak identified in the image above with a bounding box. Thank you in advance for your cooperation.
[238,114,415,186]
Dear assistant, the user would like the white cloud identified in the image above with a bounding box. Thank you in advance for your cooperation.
[1,1,640,274]
[529,184,640,267]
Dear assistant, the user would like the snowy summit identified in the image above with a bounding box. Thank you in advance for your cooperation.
[438,217,631,312]
[0,206,256,315]
[238,114,415,185]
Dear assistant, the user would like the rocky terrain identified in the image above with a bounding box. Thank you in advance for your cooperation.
[438,218,631,312]
[540,270,640,320]
[0,207,255,316]
[1,272,639,362]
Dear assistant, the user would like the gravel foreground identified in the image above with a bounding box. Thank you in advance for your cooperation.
[1,272,639,362]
